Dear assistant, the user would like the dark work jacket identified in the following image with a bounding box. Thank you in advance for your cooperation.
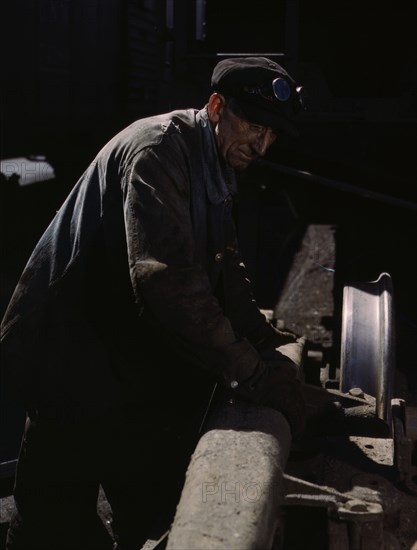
[0,108,279,421]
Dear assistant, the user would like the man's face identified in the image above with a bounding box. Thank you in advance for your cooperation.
[208,94,277,171]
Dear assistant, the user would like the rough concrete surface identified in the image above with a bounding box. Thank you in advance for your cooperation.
[166,404,291,549]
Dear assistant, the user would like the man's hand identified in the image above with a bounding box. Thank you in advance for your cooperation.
[254,323,300,358]
[235,356,306,441]
[272,336,307,381]
[259,360,306,440]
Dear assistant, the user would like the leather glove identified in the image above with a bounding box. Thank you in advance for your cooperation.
[268,336,307,382]
[235,355,307,441]
[252,323,300,358]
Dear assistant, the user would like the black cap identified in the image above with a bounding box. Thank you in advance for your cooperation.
[211,56,304,137]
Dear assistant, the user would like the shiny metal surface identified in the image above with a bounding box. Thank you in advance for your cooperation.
[340,272,395,423]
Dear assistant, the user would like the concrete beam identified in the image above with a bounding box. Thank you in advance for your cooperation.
[166,399,292,550]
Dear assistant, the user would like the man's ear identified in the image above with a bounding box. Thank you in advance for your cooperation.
[207,93,226,123]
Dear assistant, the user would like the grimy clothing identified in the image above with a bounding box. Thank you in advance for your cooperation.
[1,107,284,423]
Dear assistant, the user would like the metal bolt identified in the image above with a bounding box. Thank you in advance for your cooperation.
[344,499,368,512]
[349,387,364,399]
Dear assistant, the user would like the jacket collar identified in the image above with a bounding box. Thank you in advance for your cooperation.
[197,108,237,205]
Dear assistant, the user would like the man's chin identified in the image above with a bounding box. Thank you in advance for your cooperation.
[230,155,255,171]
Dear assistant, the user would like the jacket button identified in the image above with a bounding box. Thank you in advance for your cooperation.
[230,380,239,389]
[214,252,223,262]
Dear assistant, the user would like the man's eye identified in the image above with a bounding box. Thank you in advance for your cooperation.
[250,124,264,132]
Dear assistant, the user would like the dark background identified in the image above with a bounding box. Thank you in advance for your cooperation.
[1,0,416,479]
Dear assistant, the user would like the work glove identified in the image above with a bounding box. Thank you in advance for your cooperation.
[269,336,307,382]
[235,353,307,441]
[250,321,300,358]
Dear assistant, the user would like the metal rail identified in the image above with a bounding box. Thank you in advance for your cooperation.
[340,272,396,424]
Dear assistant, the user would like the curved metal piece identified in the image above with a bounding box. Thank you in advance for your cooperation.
[340,272,396,424]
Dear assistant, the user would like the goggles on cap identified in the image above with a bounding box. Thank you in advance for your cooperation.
[243,78,306,111]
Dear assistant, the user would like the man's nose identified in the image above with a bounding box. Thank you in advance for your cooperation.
[252,128,276,156]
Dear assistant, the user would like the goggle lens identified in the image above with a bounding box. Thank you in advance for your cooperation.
[244,78,306,111]
[272,78,291,101]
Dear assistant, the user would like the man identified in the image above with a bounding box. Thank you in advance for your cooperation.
[1,57,307,549]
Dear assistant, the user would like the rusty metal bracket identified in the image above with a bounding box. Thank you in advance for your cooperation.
[392,398,417,493]
[283,474,383,522]
[282,474,383,550]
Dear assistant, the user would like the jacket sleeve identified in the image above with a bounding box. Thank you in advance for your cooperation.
[220,202,298,354]
[122,142,266,388]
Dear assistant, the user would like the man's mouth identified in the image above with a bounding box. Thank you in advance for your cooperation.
[239,150,256,162]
